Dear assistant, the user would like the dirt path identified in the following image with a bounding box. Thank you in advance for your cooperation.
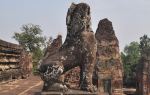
[0,75,43,95]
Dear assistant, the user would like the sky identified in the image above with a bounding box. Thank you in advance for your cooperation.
[0,0,150,51]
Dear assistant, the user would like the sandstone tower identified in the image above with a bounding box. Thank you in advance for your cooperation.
[95,18,123,95]
[136,36,150,95]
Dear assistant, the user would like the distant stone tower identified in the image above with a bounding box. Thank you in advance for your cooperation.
[95,18,123,95]
[44,35,62,57]
[136,55,150,95]
[136,37,150,95]
[39,35,62,64]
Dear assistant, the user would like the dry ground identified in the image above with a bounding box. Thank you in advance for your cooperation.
[0,75,136,95]
[0,75,43,95]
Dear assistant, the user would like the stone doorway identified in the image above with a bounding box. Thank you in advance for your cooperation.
[103,79,112,95]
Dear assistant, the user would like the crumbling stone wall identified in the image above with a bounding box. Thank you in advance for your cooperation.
[19,51,32,78]
[39,3,97,92]
[95,18,123,95]
[0,39,32,82]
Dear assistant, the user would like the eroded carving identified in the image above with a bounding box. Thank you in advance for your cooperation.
[39,3,97,92]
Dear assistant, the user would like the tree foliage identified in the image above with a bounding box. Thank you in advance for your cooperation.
[139,35,150,55]
[122,35,150,87]
[121,41,140,87]
[13,24,46,63]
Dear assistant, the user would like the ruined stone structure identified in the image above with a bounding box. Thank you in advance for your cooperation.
[40,35,81,90]
[39,3,97,92]
[19,50,32,78]
[39,35,64,81]
[64,66,80,89]
[41,35,62,63]
[44,35,62,57]
[95,18,123,95]
[136,46,150,95]
[0,39,32,82]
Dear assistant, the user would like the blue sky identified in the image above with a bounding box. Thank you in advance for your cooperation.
[0,0,150,51]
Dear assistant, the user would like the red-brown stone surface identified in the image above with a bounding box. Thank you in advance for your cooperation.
[64,66,80,89]
[95,18,123,95]
[0,39,32,82]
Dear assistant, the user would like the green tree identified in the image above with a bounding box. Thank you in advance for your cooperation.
[13,24,46,72]
[121,41,140,87]
[139,35,150,55]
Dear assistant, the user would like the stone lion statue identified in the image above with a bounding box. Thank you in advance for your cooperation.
[38,3,97,92]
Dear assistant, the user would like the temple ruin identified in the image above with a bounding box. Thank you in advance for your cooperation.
[95,18,123,95]
[0,39,32,82]
[2,1,150,95]
[37,2,126,95]
[39,2,97,92]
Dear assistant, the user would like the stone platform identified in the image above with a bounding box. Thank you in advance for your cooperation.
[41,89,99,95]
